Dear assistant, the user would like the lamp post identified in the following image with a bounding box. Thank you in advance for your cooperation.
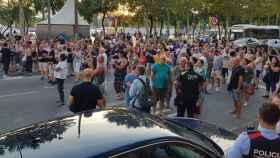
[74,0,79,39]
[47,0,51,41]
[19,0,24,36]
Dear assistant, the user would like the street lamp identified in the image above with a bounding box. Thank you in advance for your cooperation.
[47,0,51,42]
[74,0,78,39]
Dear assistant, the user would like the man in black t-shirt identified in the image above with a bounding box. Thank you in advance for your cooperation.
[175,58,204,118]
[1,43,12,76]
[228,57,245,119]
[69,68,105,113]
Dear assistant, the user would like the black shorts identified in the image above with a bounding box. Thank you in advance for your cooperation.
[222,68,228,78]
[256,70,262,78]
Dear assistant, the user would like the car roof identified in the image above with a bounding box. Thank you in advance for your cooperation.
[0,108,186,158]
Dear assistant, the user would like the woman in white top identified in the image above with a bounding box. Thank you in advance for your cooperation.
[254,51,263,88]
[73,46,82,82]
[54,53,68,106]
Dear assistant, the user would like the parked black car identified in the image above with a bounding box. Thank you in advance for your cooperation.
[0,108,236,158]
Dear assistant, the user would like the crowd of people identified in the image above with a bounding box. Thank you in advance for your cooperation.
[1,32,280,157]
[0,33,280,117]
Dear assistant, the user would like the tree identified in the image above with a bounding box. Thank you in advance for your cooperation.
[32,0,65,20]
[79,0,119,37]
[0,0,18,37]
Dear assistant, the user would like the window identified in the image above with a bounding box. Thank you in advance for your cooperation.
[112,141,216,158]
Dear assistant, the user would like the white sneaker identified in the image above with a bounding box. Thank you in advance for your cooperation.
[215,87,220,92]
[243,102,248,107]
[208,85,213,91]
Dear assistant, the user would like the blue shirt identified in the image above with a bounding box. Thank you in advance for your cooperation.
[227,125,279,158]
[124,74,137,90]
[129,75,148,108]
[152,63,171,89]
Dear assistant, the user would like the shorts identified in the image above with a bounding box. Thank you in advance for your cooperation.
[211,70,222,78]
[73,60,81,73]
[146,63,154,72]
[256,70,262,78]
[153,88,167,101]
[48,64,54,77]
[39,62,48,70]
[222,68,228,78]
[231,89,242,102]
[67,63,73,74]
[197,91,205,105]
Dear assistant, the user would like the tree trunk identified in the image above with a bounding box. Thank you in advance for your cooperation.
[41,0,45,20]
[19,0,24,36]
[192,25,195,41]
[276,14,279,25]
[187,14,190,34]
[149,16,154,38]
[25,15,30,35]
[74,0,79,39]
[101,12,106,39]
[159,19,164,37]
[226,16,230,41]
[47,0,51,41]
[153,23,157,37]
[218,22,221,40]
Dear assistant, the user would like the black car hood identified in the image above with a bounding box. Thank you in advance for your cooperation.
[0,109,183,158]
[166,117,237,152]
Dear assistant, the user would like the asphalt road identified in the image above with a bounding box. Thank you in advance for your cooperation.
[0,73,267,135]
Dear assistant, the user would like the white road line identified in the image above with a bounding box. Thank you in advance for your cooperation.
[43,86,56,89]
[2,76,24,81]
[0,91,37,99]
[0,75,41,81]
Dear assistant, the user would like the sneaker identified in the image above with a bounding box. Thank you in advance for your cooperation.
[40,76,44,80]
[243,102,248,107]
[215,87,220,92]
[58,102,65,107]
[232,114,240,119]
[262,95,269,98]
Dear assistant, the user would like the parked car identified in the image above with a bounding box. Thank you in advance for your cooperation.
[233,38,259,48]
[0,108,236,158]
[266,39,280,49]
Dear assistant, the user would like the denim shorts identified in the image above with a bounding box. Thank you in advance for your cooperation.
[231,89,242,102]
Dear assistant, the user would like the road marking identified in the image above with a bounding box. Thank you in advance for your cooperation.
[0,75,41,81]
[0,91,37,99]
[2,76,24,81]
[43,86,55,89]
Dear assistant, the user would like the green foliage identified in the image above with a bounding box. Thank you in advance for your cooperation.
[1,0,280,32]
[32,0,65,15]
[79,0,119,23]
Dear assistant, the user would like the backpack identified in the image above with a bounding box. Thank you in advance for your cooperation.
[135,77,156,110]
